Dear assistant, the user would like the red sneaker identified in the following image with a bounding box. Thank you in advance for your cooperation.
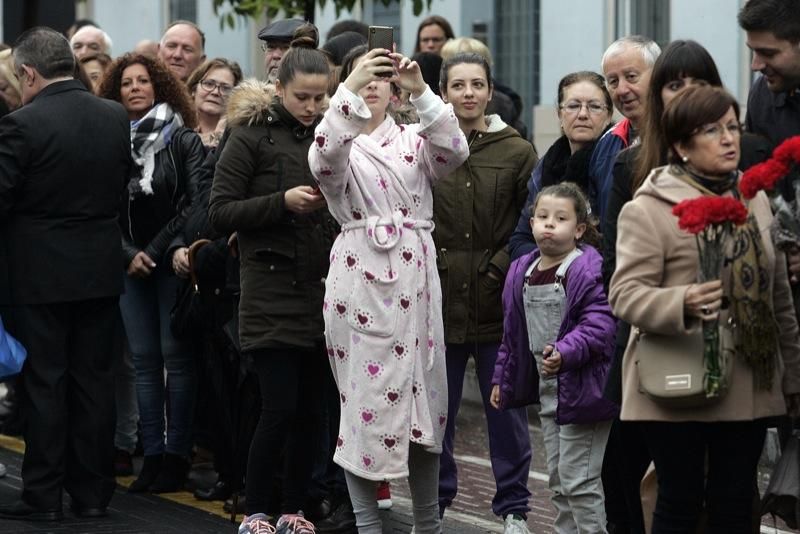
[376,481,392,510]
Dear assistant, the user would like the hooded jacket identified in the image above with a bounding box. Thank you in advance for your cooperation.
[432,115,537,344]
[610,165,800,422]
[492,244,619,424]
[209,79,336,351]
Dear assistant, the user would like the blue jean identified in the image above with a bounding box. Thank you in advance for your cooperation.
[120,266,196,457]
[439,342,532,518]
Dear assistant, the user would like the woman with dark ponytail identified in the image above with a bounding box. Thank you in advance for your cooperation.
[209,24,335,534]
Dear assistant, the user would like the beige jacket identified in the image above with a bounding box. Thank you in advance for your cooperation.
[609,165,800,422]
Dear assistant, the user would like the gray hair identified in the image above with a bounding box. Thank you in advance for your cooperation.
[601,35,661,70]
[70,25,113,54]
[13,26,75,79]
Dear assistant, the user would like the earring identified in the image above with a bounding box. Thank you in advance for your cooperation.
[682,155,689,163]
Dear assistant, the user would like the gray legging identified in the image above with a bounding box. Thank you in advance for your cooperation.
[344,443,441,534]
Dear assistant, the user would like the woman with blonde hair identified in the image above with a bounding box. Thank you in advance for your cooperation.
[0,49,22,111]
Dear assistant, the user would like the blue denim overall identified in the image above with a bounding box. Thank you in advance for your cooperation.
[523,248,610,534]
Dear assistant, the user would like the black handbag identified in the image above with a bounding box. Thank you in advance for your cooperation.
[170,239,210,339]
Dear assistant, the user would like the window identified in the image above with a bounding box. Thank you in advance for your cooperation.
[170,0,197,22]
[370,1,401,52]
[615,0,669,47]
[494,0,539,135]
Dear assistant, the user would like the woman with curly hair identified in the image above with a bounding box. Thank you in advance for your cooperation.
[97,53,206,493]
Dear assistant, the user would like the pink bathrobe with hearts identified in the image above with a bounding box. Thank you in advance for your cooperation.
[309,84,468,480]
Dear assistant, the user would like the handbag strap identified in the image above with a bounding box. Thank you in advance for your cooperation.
[186,239,211,291]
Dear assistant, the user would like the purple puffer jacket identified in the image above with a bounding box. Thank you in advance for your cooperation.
[491,244,619,424]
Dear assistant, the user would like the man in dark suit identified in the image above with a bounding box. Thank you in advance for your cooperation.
[0,27,132,521]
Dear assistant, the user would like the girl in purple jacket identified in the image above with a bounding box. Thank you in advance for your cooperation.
[490,182,618,533]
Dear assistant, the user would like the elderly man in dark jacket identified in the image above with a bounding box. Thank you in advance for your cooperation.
[0,27,131,521]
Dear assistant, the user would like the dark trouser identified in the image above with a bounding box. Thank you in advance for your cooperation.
[245,347,326,515]
[642,420,767,534]
[439,342,532,518]
[602,418,650,534]
[7,297,118,510]
[309,359,348,502]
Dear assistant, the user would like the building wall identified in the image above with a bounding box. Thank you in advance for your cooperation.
[80,0,258,76]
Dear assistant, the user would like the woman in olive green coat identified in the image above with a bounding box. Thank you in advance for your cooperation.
[432,52,538,527]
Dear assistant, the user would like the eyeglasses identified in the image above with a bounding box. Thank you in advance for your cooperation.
[695,122,742,140]
[200,79,234,95]
[559,101,609,115]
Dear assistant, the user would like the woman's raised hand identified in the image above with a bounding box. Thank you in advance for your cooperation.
[343,48,395,94]
[388,52,427,98]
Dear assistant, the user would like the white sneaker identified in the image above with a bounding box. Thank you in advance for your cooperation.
[503,514,530,534]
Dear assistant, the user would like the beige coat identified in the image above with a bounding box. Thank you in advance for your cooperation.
[609,165,800,422]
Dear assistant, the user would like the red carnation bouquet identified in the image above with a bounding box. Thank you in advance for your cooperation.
[739,135,800,251]
[672,196,748,397]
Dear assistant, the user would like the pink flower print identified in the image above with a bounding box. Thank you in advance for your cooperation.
[351,208,363,220]
[336,435,345,449]
[378,178,388,191]
[318,166,334,177]
[340,102,351,117]
[418,132,428,140]
[451,136,461,149]
[438,413,447,427]
[410,426,424,440]
[315,133,328,150]
[339,134,353,145]
[363,270,376,283]
[412,381,422,398]
[340,392,348,406]
[434,153,448,165]
[400,152,415,166]
[326,346,335,359]
[363,360,383,379]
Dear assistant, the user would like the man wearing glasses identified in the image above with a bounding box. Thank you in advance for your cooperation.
[258,18,306,84]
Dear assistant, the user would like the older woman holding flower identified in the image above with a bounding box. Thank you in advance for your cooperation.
[609,85,800,532]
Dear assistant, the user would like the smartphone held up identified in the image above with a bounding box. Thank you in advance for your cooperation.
[368,26,394,78]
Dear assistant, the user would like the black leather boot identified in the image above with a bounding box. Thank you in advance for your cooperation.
[128,454,163,493]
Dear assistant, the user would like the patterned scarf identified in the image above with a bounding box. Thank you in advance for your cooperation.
[678,166,778,389]
[730,212,779,389]
[128,103,183,198]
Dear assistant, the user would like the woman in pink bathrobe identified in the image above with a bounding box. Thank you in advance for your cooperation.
[309,45,468,533]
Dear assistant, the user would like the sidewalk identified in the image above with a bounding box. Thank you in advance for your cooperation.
[0,398,796,533]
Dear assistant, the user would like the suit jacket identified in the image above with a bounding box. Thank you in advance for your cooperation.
[0,80,132,305]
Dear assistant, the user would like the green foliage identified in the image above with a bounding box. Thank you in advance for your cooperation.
[212,0,433,29]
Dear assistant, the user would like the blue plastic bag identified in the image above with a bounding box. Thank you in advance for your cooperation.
[0,315,26,379]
